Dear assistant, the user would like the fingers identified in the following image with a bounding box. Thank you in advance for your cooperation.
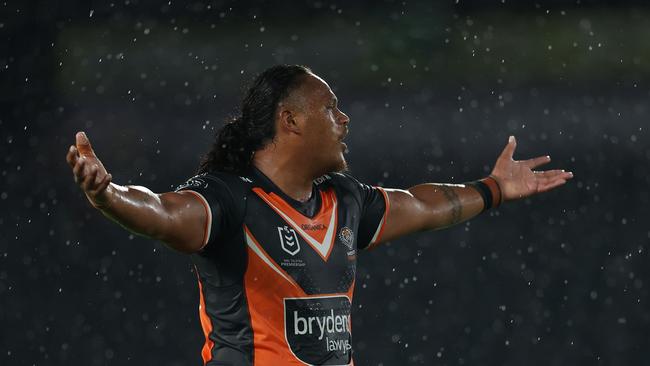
[499,135,517,160]
[75,161,109,189]
[92,173,113,195]
[66,145,79,168]
[81,165,99,191]
[538,179,566,192]
[534,169,574,192]
[534,169,574,180]
[76,131,95,157]
[69,132,112,207]
[73,157,86,183]
[525,155,552,169]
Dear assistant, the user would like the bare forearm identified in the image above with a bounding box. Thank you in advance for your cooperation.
[407,183,485,230]
[95,183,171,240]
[66,133,206,252]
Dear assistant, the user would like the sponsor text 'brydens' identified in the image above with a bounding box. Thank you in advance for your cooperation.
[293,310,351,340]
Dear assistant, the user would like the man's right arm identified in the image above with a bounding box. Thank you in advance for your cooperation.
[66,132,208,253]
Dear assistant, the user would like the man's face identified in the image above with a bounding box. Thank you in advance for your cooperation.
[288,73,350,174]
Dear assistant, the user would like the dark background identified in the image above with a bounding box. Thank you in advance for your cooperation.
[2,1,649,365]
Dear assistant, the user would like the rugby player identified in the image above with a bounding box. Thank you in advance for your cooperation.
[65,65,573,365]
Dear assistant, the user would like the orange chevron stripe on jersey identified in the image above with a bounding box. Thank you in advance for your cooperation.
[244,230,356,365]
[243,225,304,293]
[252,187,338,262]
[244,229,307,364]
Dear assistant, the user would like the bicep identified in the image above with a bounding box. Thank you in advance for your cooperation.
[378,183,485,244]
[157,191,211,253]
[377,188,432,243]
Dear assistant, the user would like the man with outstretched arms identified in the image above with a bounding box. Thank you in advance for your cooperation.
[65,65,573,365]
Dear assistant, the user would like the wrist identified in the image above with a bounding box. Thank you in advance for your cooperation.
[468,176,503,212]
[90,183,115,210]
[484,175,503,207]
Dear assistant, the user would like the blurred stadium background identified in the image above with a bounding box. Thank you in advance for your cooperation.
[1,1,649,365]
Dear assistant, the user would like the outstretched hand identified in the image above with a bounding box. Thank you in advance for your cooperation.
[490,136,573,201]
[65,131,113,208]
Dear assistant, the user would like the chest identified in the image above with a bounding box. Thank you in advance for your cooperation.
[243,187,360,295]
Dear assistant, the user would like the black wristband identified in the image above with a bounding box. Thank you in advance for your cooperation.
[468,176,502,212]
[468,180,492,212]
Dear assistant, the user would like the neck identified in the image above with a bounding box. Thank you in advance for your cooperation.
[252,147,317,202]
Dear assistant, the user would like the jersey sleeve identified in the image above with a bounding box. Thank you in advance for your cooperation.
[174,173,239,251]
[337,173,390,251]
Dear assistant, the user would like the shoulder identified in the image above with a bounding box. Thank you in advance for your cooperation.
[319,171,368,188]
[176,171,252,229]
[315,172,367,203]
[176,171,252,197]
[174,171,252,217]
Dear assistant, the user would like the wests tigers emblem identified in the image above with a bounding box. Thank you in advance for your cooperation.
[338,227,354,250]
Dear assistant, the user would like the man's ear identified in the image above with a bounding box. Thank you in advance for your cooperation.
[278,107,302,135]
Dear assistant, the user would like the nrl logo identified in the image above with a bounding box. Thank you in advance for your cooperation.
[338,227,354,250]
[278,226,300,256]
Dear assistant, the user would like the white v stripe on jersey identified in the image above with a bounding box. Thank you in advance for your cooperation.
[369,213,386,244]
[256,194,338,261]
[244,227,300,290]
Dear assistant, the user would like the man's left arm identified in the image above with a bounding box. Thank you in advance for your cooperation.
[378,136,574,243]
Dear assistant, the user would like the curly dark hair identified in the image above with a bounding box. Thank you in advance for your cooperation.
[198,64,312,174]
